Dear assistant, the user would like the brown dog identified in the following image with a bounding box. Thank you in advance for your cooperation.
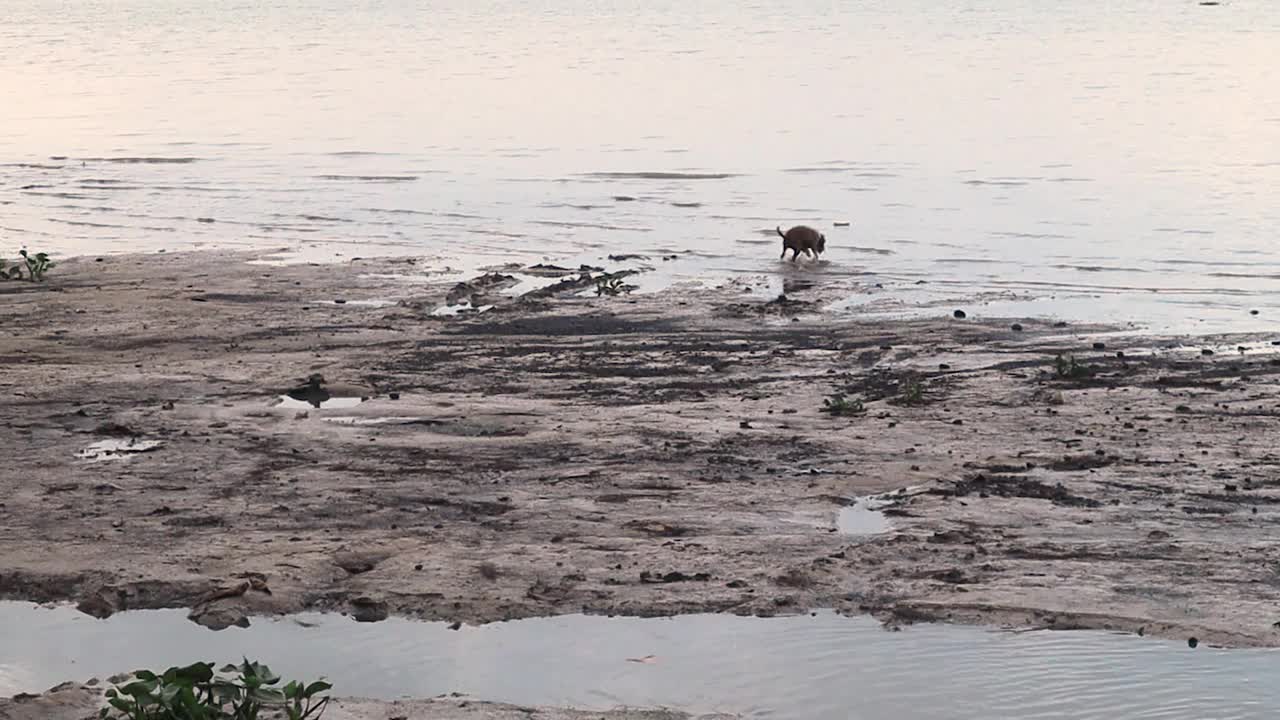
[777,225,826,261]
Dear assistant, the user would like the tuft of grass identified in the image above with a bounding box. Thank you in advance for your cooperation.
[594,276,633,297]
[821,393,865,416]
[898,378,926,405]
[100,659,331,720]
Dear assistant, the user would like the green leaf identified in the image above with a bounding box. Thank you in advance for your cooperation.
[174,661,215,683]
[302,681,332,696]
[118,679,159,697]
[250,687,286,705]
[133,670,158,682]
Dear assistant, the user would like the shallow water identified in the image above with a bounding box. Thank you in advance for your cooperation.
[836,499,891,535]
[2,603,1278,719]
[2,1,1279,332]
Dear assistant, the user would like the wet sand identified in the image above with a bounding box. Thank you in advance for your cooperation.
[5,251,1280,713]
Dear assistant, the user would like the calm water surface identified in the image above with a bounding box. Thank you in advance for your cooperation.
[2,603,1279,719]
[2,1,1279,331]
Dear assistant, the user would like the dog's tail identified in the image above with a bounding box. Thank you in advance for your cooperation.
[776,226,786,240]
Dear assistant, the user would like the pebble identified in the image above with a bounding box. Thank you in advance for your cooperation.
[1010,323,1023,332]
[1202,348,1214,356]
[953,310,967,319]
[1188,637,1199,649]
[1092,342,1106,350]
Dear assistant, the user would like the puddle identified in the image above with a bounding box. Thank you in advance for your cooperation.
[276,394,365,410]
[837,497,891,535]
[1,603,1276,719]
[324,298,397,308]
[431,300,494,316]
[75,439,163,462]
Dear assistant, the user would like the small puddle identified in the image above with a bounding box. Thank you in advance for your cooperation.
[432,301,494,316]
[75,439,163,462]
[1,603,1274,718]
[837,497,891,535]
[276,395,365,410]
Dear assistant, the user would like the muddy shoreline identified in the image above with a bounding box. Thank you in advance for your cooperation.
[5,250,1280,660]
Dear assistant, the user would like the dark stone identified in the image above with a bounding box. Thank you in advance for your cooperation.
[953,310,967,319]
[351,597,389,623]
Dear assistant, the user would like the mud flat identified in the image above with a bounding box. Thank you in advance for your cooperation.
[4,250,1280,659]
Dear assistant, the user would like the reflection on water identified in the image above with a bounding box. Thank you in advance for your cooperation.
[1,1,1279,332]
[2,603,1279,719]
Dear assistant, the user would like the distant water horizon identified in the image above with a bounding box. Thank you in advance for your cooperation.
[2,0,1278,332]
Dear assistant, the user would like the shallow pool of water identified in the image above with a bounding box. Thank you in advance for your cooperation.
[2,602,1276,719]
[837,499,891,535]
[276,394,365,410]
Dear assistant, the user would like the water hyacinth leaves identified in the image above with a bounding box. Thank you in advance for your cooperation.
[100,659,331,720]
[0,249,54,281]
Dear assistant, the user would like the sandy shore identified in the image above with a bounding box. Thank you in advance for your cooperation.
[0,682,727,720]
[5,250,1280,712]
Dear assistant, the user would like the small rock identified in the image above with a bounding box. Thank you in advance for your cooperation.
[1092,342,1106,350]
[188,605,250,631]
[351,597,389,623]
[1010,323,1023,332]
[1187,637,1199,649]
[939,363,951,370]
[76,591,118,619]
[739,420,752,429]
[448,621,462,631]
[1201,348,1214,356]
[1250,309,1260,315]
[388,392,401,400]
[334,298,347,305]
[953,310,967,319]
[332,550,389,575]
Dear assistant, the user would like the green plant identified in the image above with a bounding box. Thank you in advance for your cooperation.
[100,659,331,720]
[0,249,54,281]
[0,257,22,280]
[21,249,54,281]
[594,276,631,297]
[899,379,925,405]
[1053,354,1091,379]
[821,393,865,416]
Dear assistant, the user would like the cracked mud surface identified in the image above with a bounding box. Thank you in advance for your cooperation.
[5,251,1280,649]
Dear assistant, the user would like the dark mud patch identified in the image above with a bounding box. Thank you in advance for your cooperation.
[932,473,1102,508]
[451,314,673,337]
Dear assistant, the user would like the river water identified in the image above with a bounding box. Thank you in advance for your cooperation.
[3,603,1279,719]
[1,0,1278,331]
